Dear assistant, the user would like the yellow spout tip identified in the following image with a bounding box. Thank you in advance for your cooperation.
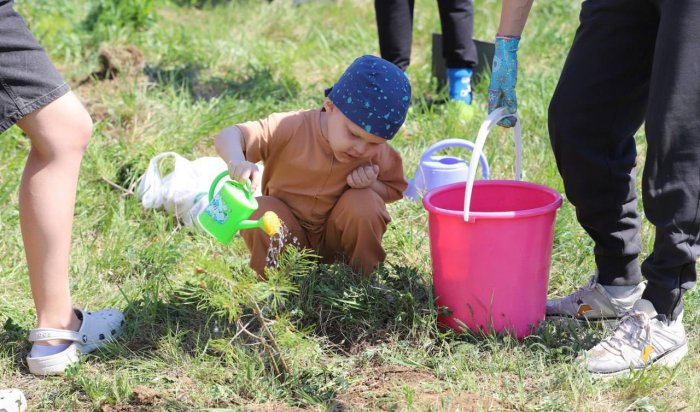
[261,211,282,236]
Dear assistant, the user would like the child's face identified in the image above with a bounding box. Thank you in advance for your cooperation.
[324,98,387,163]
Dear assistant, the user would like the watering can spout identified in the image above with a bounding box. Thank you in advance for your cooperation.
[237,211,282,236]
[237,219,261,230]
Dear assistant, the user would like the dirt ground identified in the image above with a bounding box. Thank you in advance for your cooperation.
[92,366,504,411]
[329,366,504,411]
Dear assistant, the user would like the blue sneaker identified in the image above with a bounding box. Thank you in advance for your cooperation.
[447,67,474,121]
[447,67,473,104]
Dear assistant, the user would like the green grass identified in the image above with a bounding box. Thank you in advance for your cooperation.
[1,0,698,410]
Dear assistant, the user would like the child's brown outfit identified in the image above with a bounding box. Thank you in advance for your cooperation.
[236,109,407,275]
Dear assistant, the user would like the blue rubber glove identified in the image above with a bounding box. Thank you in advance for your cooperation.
[488,35,520,128]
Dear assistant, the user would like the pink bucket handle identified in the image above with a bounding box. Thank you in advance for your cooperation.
[463,108,522,222]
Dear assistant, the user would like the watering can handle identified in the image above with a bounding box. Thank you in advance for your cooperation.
[208,171,252,202]
[463,108,522,222]
[418,139,490,178]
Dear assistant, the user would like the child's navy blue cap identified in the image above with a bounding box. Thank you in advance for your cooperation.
[326,55,411,140]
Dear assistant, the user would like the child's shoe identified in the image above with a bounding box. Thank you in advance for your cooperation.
[447,67,474,121]
[27,308,124,376]
[580,299,688,377]
[546,275,646,326]
[0,389,27,412]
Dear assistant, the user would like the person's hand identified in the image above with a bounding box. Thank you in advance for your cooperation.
[347,164,379,189]
[227,159,262,192]
[488,35,520,128]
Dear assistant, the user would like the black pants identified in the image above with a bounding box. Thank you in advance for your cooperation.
[548,0,700,319]
[374,0,477,70]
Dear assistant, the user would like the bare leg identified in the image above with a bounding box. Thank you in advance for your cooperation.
[17,91,92,344]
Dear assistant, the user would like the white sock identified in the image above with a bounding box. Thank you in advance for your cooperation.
[29,343,70,358]
[602,283,640,299]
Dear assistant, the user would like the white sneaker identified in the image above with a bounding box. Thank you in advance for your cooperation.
[582,299,688,377]
[0,389,27,412]
[546,275,646,324]
[27,308,124,376]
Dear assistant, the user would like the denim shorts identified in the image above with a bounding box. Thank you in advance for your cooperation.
[0,0,69,134]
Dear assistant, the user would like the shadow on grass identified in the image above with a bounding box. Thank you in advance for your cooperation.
[0,317,30,372]
[293,264,614,374]
[144,63,301,102]
[0,264,606,386]
[117,299,220,356]
[289,263,438,351]
[169,0,242,8]
[109,253,606,365]
[48,243,609,408]
[0,300,221,377]
[409,94,450,114]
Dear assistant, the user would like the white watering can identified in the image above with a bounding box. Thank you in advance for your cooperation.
[404,138,490,200]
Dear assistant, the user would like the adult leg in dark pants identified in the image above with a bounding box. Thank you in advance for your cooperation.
[436,0,478,69]
[374,0,478,106]
[637,0,700,321]
[547,0,697,375]
[548,0,656,289]
[374,0,415,71]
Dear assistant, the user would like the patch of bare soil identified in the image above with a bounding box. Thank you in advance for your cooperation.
[82,44,146,84]
[100,385,163,412]
[74,44,149,118]
[333,366,506,411]
[243,403,307,412]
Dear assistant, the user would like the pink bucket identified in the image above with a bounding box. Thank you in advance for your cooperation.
[422,109,563,338]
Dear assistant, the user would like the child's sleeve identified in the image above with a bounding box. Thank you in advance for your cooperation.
[375,147,408,203]
[235,112,296,163]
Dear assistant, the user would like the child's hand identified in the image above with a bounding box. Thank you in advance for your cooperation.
[227,159,262,192]
[347,164,379,189]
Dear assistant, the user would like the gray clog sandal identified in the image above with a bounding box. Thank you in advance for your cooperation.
[27,308,124,375]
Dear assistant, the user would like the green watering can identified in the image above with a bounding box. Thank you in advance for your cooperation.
[197,171,281,244]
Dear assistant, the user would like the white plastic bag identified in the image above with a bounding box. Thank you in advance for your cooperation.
[137,152,263,227]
